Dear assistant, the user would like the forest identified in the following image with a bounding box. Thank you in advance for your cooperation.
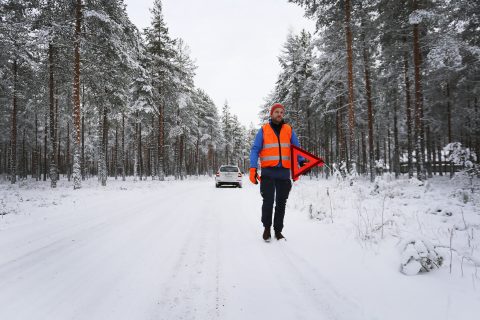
[263,0,479,182]
[1,0,479,189]
[0,0,252,189]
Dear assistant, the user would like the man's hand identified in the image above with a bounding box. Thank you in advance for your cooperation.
[295,160,311,181]
[249,168,261,184]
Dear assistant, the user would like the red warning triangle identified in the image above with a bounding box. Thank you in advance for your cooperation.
[291,145,325,179]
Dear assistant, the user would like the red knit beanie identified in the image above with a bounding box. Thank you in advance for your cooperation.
[270,103,285,115]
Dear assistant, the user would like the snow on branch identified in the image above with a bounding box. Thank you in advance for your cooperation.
[401,238,443,275]
[427,37,463,70]
[444,142,477,167]
[83,10,111,23]
[177,93,192,109]
[409,10,434,24]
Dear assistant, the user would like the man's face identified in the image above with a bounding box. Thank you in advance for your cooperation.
[271,108,285,123]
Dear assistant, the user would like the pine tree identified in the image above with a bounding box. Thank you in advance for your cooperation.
[1,0,35,184]
[144,0,177,180]
[72,0,82,189]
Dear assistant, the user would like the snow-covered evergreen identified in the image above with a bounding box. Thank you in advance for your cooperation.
[0,0,248,186]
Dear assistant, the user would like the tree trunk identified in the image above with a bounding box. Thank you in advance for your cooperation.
[195,128,200,177]
[446,82,452,143]
[376,126,380,163]
[364,46,375,182]
[475,97,479,159]
[1,144,4,175]
[384,139,388,175]
[114,123,118,180]
[43,113,47,181]
[49,43,58,187]
[324,115,330,179]
[208,128,213,177]
[403,36,414,178]
[361,132,367,175]
[57,127,61,177]
[387,125,392,173]
[344,0,356,164]
[34,113,39,180]
[55,87,60,177]
[122,113,126,181]
[150,115,156,180]
[412,0,426,181]
[100,105,108,186]
[179,134,185,180]
[336,108,341,164]
[81,115,85,180]
[431,130,437,175]
[67,122,71,181]
[138,121,143,181]
[393,102,400,178]
[426,125,433,178]
[306,104,311,153]
[157,106,165,180]
[337,94,347,170]
[72,0,82,189]
[174,137,179,180]
[10,59,18,184]
[437,139,443,176]
[5,143,9,176]
[20,128,25,179]
[133,121,138,181]
[7,143,11,178]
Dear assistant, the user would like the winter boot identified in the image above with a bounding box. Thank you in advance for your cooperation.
[275,231,285,241]
[263,227,271,242]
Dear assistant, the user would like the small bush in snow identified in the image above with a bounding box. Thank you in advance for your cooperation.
[452,189,471,204]
[401,239,444,275]
[445,142,479,179]
[308,204,327,221]
[0,201,16,216]
[444,142,477,166]
[408,177,425,187]
[427,207,453,217]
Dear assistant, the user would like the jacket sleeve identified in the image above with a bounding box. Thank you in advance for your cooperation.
[291,129,305,163]
[249,128,263,168]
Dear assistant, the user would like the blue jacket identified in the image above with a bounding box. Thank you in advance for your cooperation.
[249,121,304,180]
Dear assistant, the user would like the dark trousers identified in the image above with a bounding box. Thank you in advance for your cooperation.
[260,176,292,232]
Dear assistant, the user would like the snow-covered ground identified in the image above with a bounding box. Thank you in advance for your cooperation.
[0,174,479,320]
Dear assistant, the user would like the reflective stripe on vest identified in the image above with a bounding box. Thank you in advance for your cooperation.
[259,123,292,169]
[262,143,290,149]
[260,156,291,161]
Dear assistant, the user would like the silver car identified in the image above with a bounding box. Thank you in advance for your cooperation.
[215,165,243,188]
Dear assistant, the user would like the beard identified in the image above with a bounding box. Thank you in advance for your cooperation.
[272,116,283,123]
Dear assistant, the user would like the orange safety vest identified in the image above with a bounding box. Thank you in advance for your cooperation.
[259,123,292,168]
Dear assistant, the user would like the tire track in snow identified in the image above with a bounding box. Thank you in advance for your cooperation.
[274,243,366,320]
[259,242,330,320]
[0,184,200,275]
[0,184,204,319]
[151,186,219,320]
[234,184,361,320]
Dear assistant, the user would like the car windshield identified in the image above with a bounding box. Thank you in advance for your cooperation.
[220,166,239,173]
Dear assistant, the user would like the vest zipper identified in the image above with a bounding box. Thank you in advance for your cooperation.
[276,128,282,166]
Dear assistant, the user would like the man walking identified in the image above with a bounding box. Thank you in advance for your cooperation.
[249,103,304,241]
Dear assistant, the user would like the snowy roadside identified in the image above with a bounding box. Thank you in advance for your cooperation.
[0,176,193,228]
[290,174,480,273]
[287,174,480,319]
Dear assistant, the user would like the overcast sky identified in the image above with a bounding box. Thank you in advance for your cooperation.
[124,0,315,127]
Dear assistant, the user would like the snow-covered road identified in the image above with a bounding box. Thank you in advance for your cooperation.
[1,177,479,320]
[0,179,361,320]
